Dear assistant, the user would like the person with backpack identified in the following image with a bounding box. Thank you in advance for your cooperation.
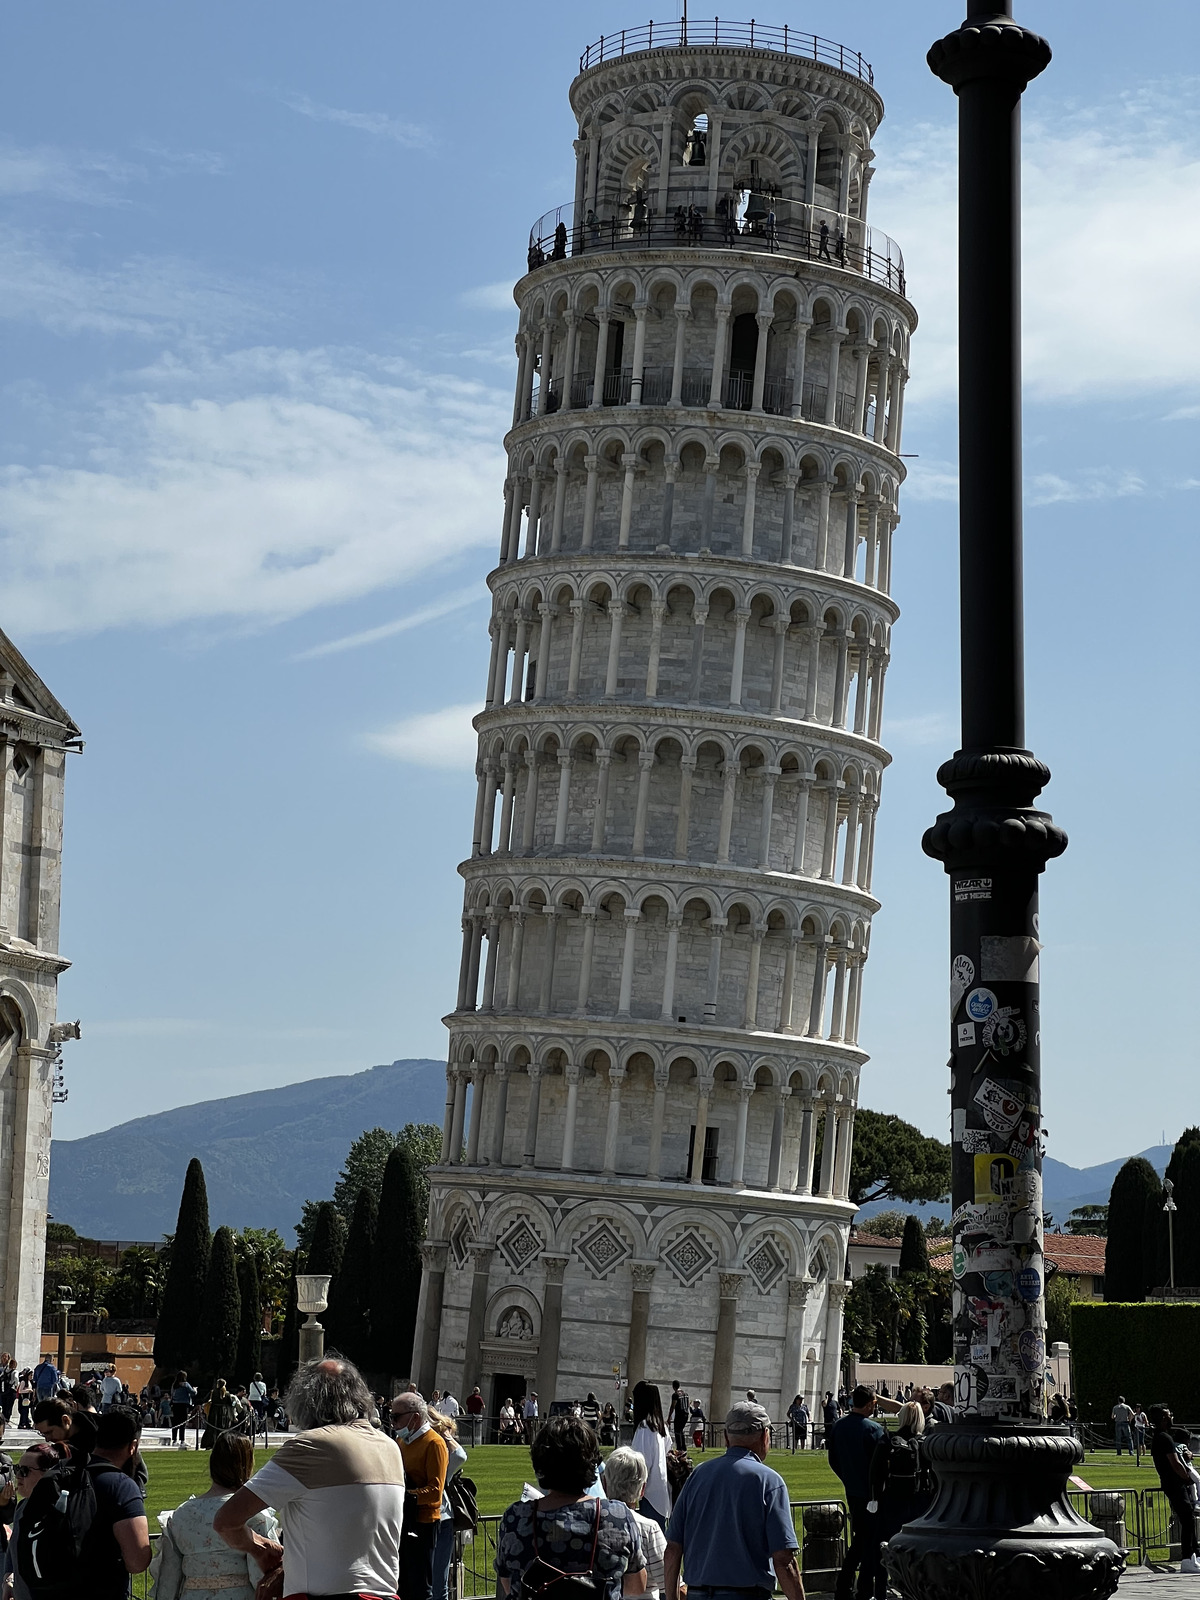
[867,1400,932,1579]
[494,1414,647,1600]
[667,1384,689,1453]
[31,1359,57,1404]
[429,1406,470,1600]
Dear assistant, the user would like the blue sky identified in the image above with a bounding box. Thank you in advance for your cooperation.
[5,1,1197,1166]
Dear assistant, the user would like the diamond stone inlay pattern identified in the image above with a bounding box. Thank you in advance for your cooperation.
[497,1218,543,1273]
[574,1221,631,1279]
[663,1227,718,1288]
[448,1212,472,1271]
[746,1236,787,1294]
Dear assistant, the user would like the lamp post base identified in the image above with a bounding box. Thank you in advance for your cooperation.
[883,1420,1125,1600]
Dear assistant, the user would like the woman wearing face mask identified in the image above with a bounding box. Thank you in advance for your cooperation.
[4,1443,68,1599]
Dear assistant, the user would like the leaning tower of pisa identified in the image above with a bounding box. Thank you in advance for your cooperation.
[412,19,915,1427]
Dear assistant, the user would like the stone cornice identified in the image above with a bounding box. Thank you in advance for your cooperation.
[486,549,902,629]
[457,848,880,916]
[0,941,70,977]
[471,698,893,772]
[0,711,83,753]
[428,1162,859,1220]
[442,1007,869,1067]
[504,395,911,476]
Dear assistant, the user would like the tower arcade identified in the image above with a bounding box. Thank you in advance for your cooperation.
[413,19,916,1424]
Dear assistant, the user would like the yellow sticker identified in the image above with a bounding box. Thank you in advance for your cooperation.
[974,1151,1018,1203]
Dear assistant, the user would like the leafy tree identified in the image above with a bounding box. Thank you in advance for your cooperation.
[325,1187,378,1367]
[1166,1130,1200,1289]
[42,1252,113,1316]
[924,1216,948,1240]
[1106,1158,1161,1301]
[307,1203,347,1279]
[899,1214,930,1277]
[278,1251,304,1389]
[847,1111,951,1206]
[235,1229,289,1334]
[372,1144,423,1378]
[332,1129,402,1219]
[235,1252,261,1384]
[46,1221,79,1247]
[1046,1271,1088,1345]
[197,1225,241,1383]
[154,1158,212,1373]
[1142,1185,1168,1295]
[106,1246,165,1319]
[845,1264,904,1361]
[1066,1205,1109,1237]
[294,1201,325,1258]
[901,1298,928,1362]
[861,1210,909,1239]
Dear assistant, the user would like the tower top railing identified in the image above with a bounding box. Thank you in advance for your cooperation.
[579,20,874,84]
[526,200,906,299]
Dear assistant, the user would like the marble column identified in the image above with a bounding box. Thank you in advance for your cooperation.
[617,911,640,1017]
[647,1067,669,1179]
[819,1281,850,1402]
[489,1064,511,1165]
[732,1082,754,1188]
[523,1064,544,1168]
[710,1273,745,1422]
[689,1078,712,1184]
[767,1087,790,1190]
[461,1241,496,1395]
[602,1065,626,1176]
[465,1067,487,1164]
[793,1098,816,1194]
[415,1241,449,1397]
[627,1263,656,1387]
[560,1064,581,1169]
[782,1278,813,1411]
[660,916,682,1021]
[449,1070,468,1162]
[817,1101,838,1196]
[674,757,696,860]
[536,1254,571,1405]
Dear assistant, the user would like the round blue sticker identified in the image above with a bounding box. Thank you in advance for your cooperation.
[966,987,998,1021]
[1018,1267,1041,1302]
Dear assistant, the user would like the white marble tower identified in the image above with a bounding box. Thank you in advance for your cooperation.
[414,19,915,1425]
[0,630,80,1364]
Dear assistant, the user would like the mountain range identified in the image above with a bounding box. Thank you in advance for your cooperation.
[49,1057,1169,1242]
[48,1059,447,1242]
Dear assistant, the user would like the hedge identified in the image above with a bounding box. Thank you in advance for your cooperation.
[1073,1302,1200,1423]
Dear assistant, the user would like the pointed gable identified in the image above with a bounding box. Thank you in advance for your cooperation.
[0,628,81,747]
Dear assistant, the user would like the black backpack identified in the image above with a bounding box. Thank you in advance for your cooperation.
[15,1452,102,1596]
[520,1501,606,1600]
[447,1471,479,1532]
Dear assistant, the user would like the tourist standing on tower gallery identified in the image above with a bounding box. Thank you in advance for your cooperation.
[630,1383,671,1531]
[664,1402,803,1600]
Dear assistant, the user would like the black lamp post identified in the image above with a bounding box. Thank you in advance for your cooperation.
[883,6,1124,1596]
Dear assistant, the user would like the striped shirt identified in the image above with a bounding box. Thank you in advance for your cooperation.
[247,1418,405,1597]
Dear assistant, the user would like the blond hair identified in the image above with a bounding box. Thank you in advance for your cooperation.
[428,1406,459,1441]
[896,1400,925,1435]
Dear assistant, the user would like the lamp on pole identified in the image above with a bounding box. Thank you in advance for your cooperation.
[56,1287,75,1376]
[295,1274,332,1365]
[1163,1179,1177,1293]
[883,5,1123,1596]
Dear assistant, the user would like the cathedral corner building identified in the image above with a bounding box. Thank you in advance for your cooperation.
[414,19,915,1423]
[0,629,80,1361]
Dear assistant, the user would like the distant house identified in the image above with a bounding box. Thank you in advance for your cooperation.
[928,1233,1106,1299]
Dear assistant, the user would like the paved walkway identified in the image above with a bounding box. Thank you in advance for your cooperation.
[1119,1570,1200,1594]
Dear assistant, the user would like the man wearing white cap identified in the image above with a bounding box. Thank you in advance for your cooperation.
[663,1400,804,1600]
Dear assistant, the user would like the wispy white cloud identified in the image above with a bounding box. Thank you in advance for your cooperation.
[461,281,517,312]
[278,91,430,149]
[0,348,508,636]
[0,226,253,338]
[886,712,956,748]
[870,84,1200,404]
[365,703,479,770]
[902,458,959,502]
[295,585,487,660]
[1029,469,1146,505]
[0,141,143,202]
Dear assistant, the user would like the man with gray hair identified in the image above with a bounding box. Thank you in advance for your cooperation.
[664,1400,804,1600]
[215,1355,406,1598]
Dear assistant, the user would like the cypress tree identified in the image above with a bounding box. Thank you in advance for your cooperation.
[198,1225,241,1383]
[898,1214,930,1277]
[325,1187,378,1368]
[235,1252,262,1383]
[307,1202,348,1279]
[372,1145,423,1379]
[1142,1186,1167,1295]
[1106,1157,1161,1301]
[1166,1134,1200,1289]
[278,1250,304,1389]
[154,1158,211,1373]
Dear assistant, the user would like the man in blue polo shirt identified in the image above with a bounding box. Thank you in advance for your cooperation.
[664,1399,804,1600]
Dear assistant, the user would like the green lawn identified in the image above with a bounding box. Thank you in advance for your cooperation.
[20,1438,1154,1527]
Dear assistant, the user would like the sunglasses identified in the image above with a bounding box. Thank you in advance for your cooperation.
[390,1411,415,1422]
[14,1464,41,1480]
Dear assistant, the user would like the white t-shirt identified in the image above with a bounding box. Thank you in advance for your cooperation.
[631,1424,670,1519]
[249,1380,267,1403]
[632,1508,667,1599]
[247,1419,405,1597]
[440,1394,460,1417]
[101,1373,122,1403]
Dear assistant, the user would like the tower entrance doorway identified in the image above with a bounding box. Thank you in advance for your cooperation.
[490,1372,528,1443]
